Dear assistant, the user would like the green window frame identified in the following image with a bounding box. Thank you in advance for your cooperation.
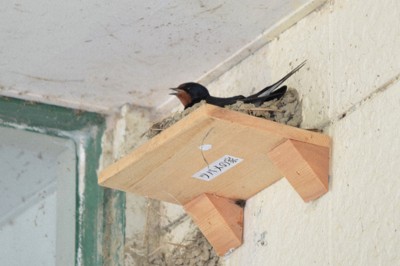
[0,96,124,265]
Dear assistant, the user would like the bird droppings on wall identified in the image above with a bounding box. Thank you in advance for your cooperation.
[254,231,268,247]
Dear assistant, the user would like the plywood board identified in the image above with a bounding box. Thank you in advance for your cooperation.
[99,104,330,205]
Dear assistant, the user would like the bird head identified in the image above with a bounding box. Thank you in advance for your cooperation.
[170,82,210,108]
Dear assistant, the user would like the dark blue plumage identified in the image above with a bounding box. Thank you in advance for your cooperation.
[170,60,306,109]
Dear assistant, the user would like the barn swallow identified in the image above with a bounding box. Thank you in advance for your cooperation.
[170,60,306,109]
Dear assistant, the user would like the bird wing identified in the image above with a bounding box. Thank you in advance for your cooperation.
[206,87,287,107]
[205,95,246,107]
[242,86,287,106]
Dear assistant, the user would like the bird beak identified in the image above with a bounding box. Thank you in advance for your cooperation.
[169,88,182,96]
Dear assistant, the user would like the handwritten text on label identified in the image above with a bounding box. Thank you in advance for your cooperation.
[192,155,243,181]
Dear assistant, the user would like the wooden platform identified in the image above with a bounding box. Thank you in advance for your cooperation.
[99,104,330,204]
[99,104,331,255]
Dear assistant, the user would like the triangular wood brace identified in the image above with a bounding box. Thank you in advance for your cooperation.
[184,193,244,256]
[268,139,330,202]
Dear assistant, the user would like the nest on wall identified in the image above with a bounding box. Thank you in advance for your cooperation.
[149,229,220,266]
[145,89,302,139]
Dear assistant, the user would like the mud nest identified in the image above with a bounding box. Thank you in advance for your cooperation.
[146,89,302,138]
[149,230,220,266]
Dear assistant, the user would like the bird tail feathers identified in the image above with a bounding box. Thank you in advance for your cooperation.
[243,86,287,106]
[254,60,306,98]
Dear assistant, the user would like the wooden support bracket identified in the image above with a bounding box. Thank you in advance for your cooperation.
[99,104,331,255]
[268,139,330,202]
[184,193,244,256]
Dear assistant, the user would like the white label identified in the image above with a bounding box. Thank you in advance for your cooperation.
[192,155,243,181]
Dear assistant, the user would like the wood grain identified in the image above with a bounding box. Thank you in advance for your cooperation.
[99,104,331,205]
[268,139,330,202]
[184,193,243,256]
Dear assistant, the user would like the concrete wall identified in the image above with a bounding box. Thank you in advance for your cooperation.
[118,0,400,264]
[207,0,400,265]
[101,104,155,264]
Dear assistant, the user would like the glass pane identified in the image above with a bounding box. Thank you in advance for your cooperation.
[0,127,76,266]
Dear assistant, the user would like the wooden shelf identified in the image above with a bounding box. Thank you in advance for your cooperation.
[99,104,331,255]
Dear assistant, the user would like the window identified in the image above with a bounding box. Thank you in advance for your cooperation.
[0,97,124,265]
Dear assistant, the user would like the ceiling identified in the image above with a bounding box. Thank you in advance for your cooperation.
[0,0,322,113]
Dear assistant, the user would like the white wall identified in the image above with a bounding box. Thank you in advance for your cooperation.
[205,0,400,264]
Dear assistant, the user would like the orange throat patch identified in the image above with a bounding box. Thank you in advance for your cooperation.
[176,90,192,107]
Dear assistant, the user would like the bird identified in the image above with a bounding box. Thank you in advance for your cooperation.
[170,60,306,109]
